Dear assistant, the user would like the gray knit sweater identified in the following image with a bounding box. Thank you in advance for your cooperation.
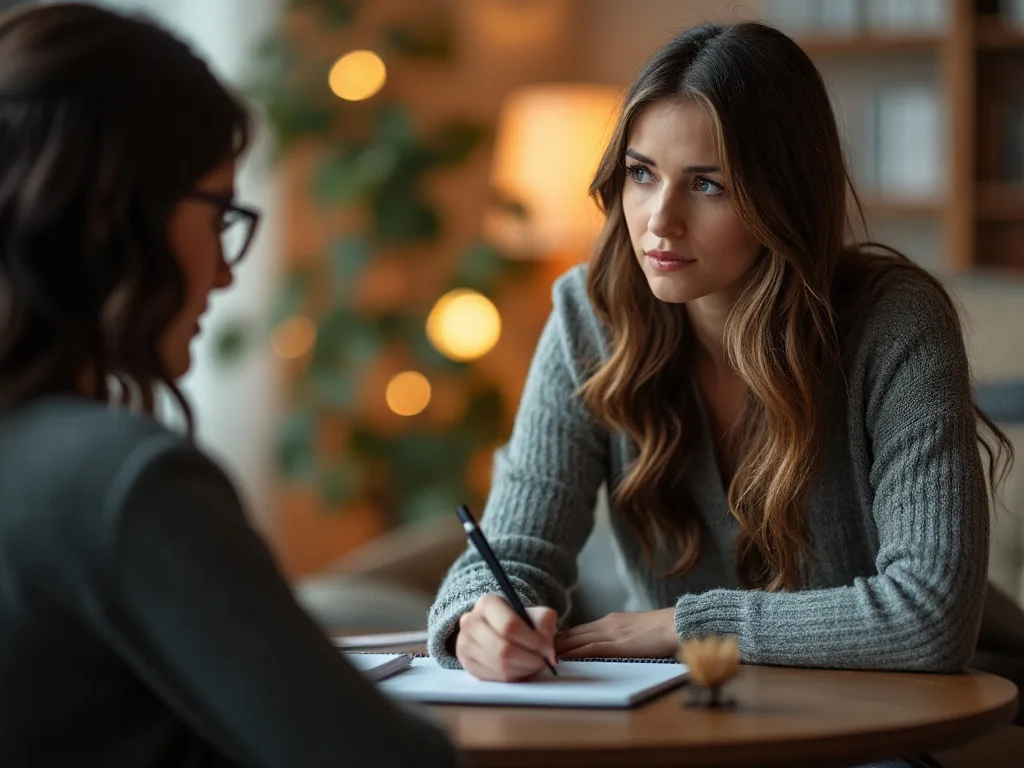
[428,264,989,673]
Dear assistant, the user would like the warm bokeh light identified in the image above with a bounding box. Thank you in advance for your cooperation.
[485,84,622,256]
[271,315,316,359]
[328,49,386,101]
[466,0,568,49]
[426,289,502,362]
[385,371,432,416]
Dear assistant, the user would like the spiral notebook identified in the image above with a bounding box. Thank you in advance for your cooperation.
[344,652,415,682]
[375,655,688,709]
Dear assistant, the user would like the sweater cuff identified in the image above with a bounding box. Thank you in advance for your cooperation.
[674,589,748,651]
[426,563,543,669]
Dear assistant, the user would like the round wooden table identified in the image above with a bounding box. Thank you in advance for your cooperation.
[425,664,1018,767]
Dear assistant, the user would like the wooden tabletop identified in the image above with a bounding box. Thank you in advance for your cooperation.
[332,632,1018,767]
[424,664,1017,768]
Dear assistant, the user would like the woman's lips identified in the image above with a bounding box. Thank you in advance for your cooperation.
[645,250,696,272]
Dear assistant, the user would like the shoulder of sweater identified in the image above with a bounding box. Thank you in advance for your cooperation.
[845,268,965,371]
[841,268,975,434]
[549,263,612,371]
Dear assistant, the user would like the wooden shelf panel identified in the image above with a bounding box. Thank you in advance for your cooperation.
[976,17,1024,51]
[978,182,1024,221]
[796,34,945,56]
[857,195,945,217]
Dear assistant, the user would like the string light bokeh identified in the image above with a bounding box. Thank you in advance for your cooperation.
[426,289,502,362]
[385,370,432,416]
[328,49,387,101]
[271,315,317,359]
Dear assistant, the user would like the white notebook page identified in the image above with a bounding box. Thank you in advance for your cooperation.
[378,657,689,708]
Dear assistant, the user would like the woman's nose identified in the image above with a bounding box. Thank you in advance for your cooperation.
[648,189,686,239]
[214,257,234,290]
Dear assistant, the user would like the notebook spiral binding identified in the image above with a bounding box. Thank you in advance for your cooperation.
[349,651,680,664]
[567,657,679,664]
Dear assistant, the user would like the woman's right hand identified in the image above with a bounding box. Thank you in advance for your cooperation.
[454,594,558,682]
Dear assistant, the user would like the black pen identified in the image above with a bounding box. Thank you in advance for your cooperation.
[456,504,558,676]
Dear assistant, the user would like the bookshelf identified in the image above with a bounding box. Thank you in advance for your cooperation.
[788,0,1024,273]
[798,34,944,56]
[978,181,1024,220]
[976,15,1024,49]
[859,194,945,217]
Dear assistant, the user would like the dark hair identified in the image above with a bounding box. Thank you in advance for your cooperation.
[0,2,251,427]
[580,22,1012,590]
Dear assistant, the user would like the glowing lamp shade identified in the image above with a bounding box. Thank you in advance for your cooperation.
[485,83,622,256]
[271,316,316,360]
[386,371,432,416]
[329,50,386,101]
[426,289,501,362]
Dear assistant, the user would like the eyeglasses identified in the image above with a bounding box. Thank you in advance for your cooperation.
[186,191,262,267]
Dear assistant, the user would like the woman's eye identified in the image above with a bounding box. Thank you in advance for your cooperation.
[627,164,655,184]
[694,176,724,196]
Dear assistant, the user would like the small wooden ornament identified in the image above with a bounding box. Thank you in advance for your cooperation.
[677,635,740,708]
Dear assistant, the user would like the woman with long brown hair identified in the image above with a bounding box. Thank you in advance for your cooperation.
[0,4,457,766]
[428,19,1017,706]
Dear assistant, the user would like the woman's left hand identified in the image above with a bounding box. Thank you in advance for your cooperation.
[555,608,678,659]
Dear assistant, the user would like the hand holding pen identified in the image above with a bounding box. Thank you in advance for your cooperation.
[453,504,559,681]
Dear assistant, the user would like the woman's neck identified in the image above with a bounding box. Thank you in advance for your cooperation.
[686,293,734,373]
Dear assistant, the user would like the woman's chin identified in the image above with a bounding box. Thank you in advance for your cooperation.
[165,356,191,379]
[645,274,696,304]
[159,343,192,380]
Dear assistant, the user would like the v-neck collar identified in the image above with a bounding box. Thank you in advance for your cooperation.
[685,362,736,529]
[608,360,742,584]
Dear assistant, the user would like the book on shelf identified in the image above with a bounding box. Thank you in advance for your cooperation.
[764,0,861,35]
[872,82,943,199]
[763,0,817,34]
[1001,0,1024,27]
[865,0,947,33]
[1002,99,1024,183]
[765,0,947,37]
[819,0,862,34]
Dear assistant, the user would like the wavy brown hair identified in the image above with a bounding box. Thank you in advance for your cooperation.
[0,3,251,429]
[581,22,1012,591]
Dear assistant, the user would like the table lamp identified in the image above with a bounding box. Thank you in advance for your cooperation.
[483,83,623,260]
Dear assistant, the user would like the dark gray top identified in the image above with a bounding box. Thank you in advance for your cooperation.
[0,397,457,768]
[429,265,989,673]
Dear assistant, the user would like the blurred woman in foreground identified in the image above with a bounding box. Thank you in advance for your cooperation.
[0,4,457,767]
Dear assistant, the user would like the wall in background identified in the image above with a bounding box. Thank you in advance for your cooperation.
[570,0,763,82]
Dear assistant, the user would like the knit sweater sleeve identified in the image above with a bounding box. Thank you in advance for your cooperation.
[427,268,610,667]
[672,277,989,673]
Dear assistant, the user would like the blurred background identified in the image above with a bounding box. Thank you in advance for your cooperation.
[44,0,1024,628]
